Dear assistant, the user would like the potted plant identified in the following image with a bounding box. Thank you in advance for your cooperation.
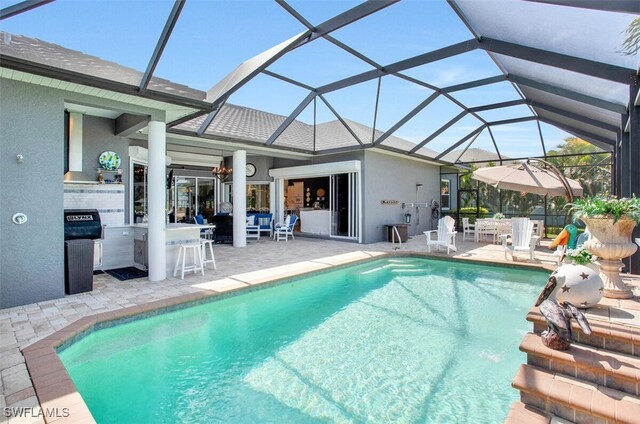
[570,195,640,299]
[492,212,505,220]
[564,247,595,266]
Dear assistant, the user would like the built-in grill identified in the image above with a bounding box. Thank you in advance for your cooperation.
[64,209,102,295]
[64,209,102,240]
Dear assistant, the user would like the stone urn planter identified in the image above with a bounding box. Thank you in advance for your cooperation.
[582,217,638,299]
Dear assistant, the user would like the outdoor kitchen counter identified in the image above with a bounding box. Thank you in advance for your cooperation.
[101,224,215,274]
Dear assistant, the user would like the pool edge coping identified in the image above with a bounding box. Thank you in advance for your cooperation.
[17,250,601,423]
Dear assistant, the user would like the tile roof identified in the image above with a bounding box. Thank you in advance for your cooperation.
[174,104,440,157]
[0,31,206,101]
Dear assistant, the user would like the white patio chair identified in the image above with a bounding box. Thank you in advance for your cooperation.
[477,219,499,243]
[246,215,260,240]
[500,218,539,261]
[462,217,475,241]
[274,214,298,242]
[424,216,457,254]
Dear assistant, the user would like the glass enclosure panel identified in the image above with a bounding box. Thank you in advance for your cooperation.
[536,109,617,142]
[476,105,534,123]
[454,0,639,69]
[267,37,377,88]
[404,50,501,88]
[330,0,473,65]
[444,129,502,165]
[227,73,314,119]
[479,185,500,216]
[423,114,484,157]
[378,94,460,156]
[271,103,314,150]
[450,81,522,107]
[493,53,629,107]
[375,75,436,133]
[501,191,544,219]
[315,100,362,150]
[154,0,301,91]
[540,123,591,152]
[286,0,360,26]
[132,163,147,223]
[322,79,380,142]
[519,86,621,127]
[492,120,545,159]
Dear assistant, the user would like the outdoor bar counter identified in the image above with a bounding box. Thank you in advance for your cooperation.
[101,223,214,275]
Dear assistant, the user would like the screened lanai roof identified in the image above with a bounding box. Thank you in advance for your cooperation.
[1,0,638,163]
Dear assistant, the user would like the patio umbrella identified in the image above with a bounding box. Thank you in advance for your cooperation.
[471,162,583,200]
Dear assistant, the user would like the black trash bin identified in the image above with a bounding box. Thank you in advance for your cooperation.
[64,239,94,294]
[63,209,102,295]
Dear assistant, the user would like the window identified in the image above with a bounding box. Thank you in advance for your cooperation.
[440,179,450,210]
[224,183,271,212]
[132,163,147,223]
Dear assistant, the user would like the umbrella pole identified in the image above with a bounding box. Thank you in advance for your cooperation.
[527,158,575,203]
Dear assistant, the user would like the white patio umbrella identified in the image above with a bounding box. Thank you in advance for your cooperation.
[471,161,583,200]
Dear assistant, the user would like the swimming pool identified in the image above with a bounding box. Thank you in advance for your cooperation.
[59,257,546,423]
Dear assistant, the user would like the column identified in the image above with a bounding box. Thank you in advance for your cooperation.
[629,79,640,274]
[68,112,83,172]
[233,150,247,247]
[147,121,166,281]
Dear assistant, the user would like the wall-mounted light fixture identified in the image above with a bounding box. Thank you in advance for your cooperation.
[16,154,24,164]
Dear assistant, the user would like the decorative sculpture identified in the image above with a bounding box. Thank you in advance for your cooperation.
[549,224,579,251]
[551,264,603,308]
[534,276,592,350]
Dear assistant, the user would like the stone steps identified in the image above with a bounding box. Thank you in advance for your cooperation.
[512,364,640,424]
[526,309,640,357]
[520,332,640,396]
[504,401,549,424]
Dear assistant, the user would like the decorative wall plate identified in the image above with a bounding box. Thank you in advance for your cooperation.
[99,151,121,170]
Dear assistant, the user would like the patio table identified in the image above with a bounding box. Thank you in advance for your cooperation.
[474,218,544,243]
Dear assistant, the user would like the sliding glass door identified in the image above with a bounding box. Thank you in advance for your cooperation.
[330,172,359,239]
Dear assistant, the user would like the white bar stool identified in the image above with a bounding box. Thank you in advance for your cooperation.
[201,239,216,270]
[173,243,204,279]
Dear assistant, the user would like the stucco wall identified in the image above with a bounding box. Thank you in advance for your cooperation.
[362,150,441,243]
[0,79,65,308]
[0,78,164,308]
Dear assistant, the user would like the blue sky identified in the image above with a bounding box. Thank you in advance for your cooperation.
[0,0,579,158]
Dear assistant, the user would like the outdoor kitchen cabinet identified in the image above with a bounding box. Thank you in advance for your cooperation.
[133,229,148,269]
[100,226,134,270]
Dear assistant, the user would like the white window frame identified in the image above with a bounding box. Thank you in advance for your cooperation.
[440,179,451,211]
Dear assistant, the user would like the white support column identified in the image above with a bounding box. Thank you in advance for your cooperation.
[147,121,166,281]
[233,150,247,247]
[276,178,285,224]
[68,112,83,172]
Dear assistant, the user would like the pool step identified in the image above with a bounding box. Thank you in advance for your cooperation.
[512,364,640,424]
[526,309,640,357]
[520,332,640,396]
[504,401,549,424]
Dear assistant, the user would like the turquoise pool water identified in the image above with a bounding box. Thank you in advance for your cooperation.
[59,257,546,423]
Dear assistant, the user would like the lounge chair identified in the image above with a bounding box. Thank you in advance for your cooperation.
[274,214,298,242]
[500,218,539,261]
[424,216,457,254]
